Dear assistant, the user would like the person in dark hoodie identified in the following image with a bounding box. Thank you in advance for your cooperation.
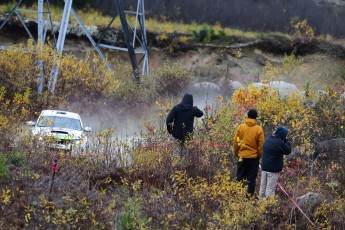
[259,126,292,199]
[166,93,203,157]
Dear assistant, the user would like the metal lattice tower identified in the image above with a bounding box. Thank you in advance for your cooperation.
[0,0,149,93]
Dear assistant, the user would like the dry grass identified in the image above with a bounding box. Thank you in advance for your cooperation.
[0,3,258,39]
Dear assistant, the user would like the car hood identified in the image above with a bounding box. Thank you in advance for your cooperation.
[32,127,84,140]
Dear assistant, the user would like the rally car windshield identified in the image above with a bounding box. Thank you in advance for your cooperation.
[37,116,82,131]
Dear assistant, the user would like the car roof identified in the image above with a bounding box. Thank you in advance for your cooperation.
[40,110,81,120]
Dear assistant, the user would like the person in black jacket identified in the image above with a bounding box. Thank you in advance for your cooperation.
[166,93,203,157]
[259,126,292,198]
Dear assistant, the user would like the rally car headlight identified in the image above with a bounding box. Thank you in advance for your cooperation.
[74,140,83,145]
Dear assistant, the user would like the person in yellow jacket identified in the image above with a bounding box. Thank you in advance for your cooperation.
[233,109,264,196]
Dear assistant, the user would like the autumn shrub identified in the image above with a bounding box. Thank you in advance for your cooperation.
[289,19,316,43]
[124,137,230,191]
[7,148,28,168]
[0,154,8,181]
[313,89,345,141]
[192,25,216,43]
[314,197,345,229]
[0,41,57,107]
[112,72,156,112]
[200,96,240,151]
[56,52,120,105]
[154,61,194,96]
[0,86,32,150]
[0,142,120,229]
[127,146,172,185]
[191,25,235,45]
[24,194,103,229]
[206,85,319,156]
[143,165,283,229]
[263,52,300,81]
[0,40,120,109]
[114,181,150,230]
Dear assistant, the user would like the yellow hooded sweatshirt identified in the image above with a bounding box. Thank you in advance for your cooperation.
[233,118,264,159]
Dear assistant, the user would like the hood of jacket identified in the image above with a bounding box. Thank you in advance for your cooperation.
[178,93,193,110]
[274,126,288,140]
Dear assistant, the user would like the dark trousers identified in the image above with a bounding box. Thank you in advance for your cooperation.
[236,158,260,196]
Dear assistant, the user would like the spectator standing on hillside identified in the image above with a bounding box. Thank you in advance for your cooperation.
[233,109,264,196]
[166,93,203,157]
[259,126,292,199]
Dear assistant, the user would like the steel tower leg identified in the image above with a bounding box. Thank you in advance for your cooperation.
[97,0,149,76]
[48,0,73,92]
[139,0,149,75]
[37,0,45,93]
[114,0,139,78]
[0,0,23,31]
[48,0,112,92]
[0,0,36,45]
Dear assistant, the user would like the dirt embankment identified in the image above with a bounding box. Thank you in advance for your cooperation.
[1,14,345,90]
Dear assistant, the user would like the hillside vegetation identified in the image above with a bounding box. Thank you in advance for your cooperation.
[0,4,345,229]
[0,41,344,229]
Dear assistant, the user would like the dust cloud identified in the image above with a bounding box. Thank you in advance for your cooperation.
[79,106,144,137]
[73,85,223,137]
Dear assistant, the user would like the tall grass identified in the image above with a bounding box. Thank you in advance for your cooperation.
[3,2,345,45]
[0,3,258,39]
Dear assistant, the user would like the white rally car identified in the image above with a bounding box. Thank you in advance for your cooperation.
[27,110,91,153]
